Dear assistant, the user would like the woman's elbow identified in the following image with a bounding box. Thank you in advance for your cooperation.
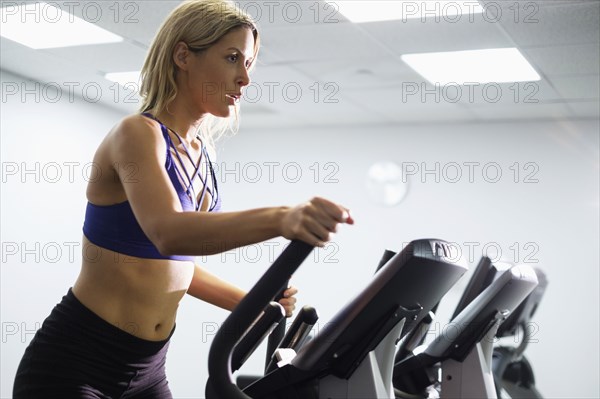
[147,221,180,256]
[155,238,177,256]
[146,215,216,256]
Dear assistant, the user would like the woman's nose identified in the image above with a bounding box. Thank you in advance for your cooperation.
[238,66,251,87]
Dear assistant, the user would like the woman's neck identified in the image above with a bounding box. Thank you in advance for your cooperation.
[150,107,207,148]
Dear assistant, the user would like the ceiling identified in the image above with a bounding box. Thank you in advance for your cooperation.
[1,0,599,129]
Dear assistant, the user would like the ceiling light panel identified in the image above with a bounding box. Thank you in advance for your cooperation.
[401,48,541,85]
[0,2,123,49]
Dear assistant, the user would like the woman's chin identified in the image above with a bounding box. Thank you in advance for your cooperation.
[210,107,233,118]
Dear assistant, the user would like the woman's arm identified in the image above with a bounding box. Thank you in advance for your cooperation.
[108,115,352,257]
[187,265,297,315]
[187,265,246,311]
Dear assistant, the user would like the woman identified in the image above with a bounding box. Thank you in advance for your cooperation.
[13,1,353,397]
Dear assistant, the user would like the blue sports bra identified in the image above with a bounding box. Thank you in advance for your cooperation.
[82,113,221,262]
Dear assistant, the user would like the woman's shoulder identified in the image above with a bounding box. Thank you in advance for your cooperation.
[106,113,167,157]
[107,114,164,143]
[110,113,161,137]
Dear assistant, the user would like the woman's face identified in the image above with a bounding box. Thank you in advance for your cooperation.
[179,27,255,118]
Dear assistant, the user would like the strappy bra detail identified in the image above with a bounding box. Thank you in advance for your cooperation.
[82,113,221,262]
[158,115,220,212]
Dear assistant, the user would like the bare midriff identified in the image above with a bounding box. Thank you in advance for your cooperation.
[72,236,195,341]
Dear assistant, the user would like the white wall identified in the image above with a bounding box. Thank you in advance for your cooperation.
[1,69,599,398]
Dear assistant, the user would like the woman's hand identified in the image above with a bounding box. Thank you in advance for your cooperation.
[280,197,354,247]
[278,286,298,317]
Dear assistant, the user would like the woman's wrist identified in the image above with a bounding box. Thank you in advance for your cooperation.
[272,206,290,237]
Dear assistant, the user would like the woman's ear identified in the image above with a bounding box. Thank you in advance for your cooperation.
[173,41,191,71]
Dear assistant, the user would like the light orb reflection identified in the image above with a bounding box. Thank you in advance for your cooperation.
[366,161,409,206]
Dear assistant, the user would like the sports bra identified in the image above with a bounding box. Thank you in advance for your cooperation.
[82,113,221,262]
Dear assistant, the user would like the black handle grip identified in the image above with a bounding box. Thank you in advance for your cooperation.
[206,240,314,399]
[264,280,290,372]
[280,305,319,350]
[265,305,319,374]
[231,302,286,372]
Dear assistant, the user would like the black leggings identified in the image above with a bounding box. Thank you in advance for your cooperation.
[13,288,174,398]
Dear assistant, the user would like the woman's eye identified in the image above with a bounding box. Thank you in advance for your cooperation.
[228,54,238,63]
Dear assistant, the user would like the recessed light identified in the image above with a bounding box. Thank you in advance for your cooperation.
[0,2,123,49]
[401,48,541,85]
[104,71,141,89]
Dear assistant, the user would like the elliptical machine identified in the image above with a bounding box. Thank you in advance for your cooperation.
[448,258,548,398]
[206,239,469,398]
[392,257,540,399]
[492,267,548,398]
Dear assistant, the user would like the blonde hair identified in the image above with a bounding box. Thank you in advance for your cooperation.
[139,0,260,147]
